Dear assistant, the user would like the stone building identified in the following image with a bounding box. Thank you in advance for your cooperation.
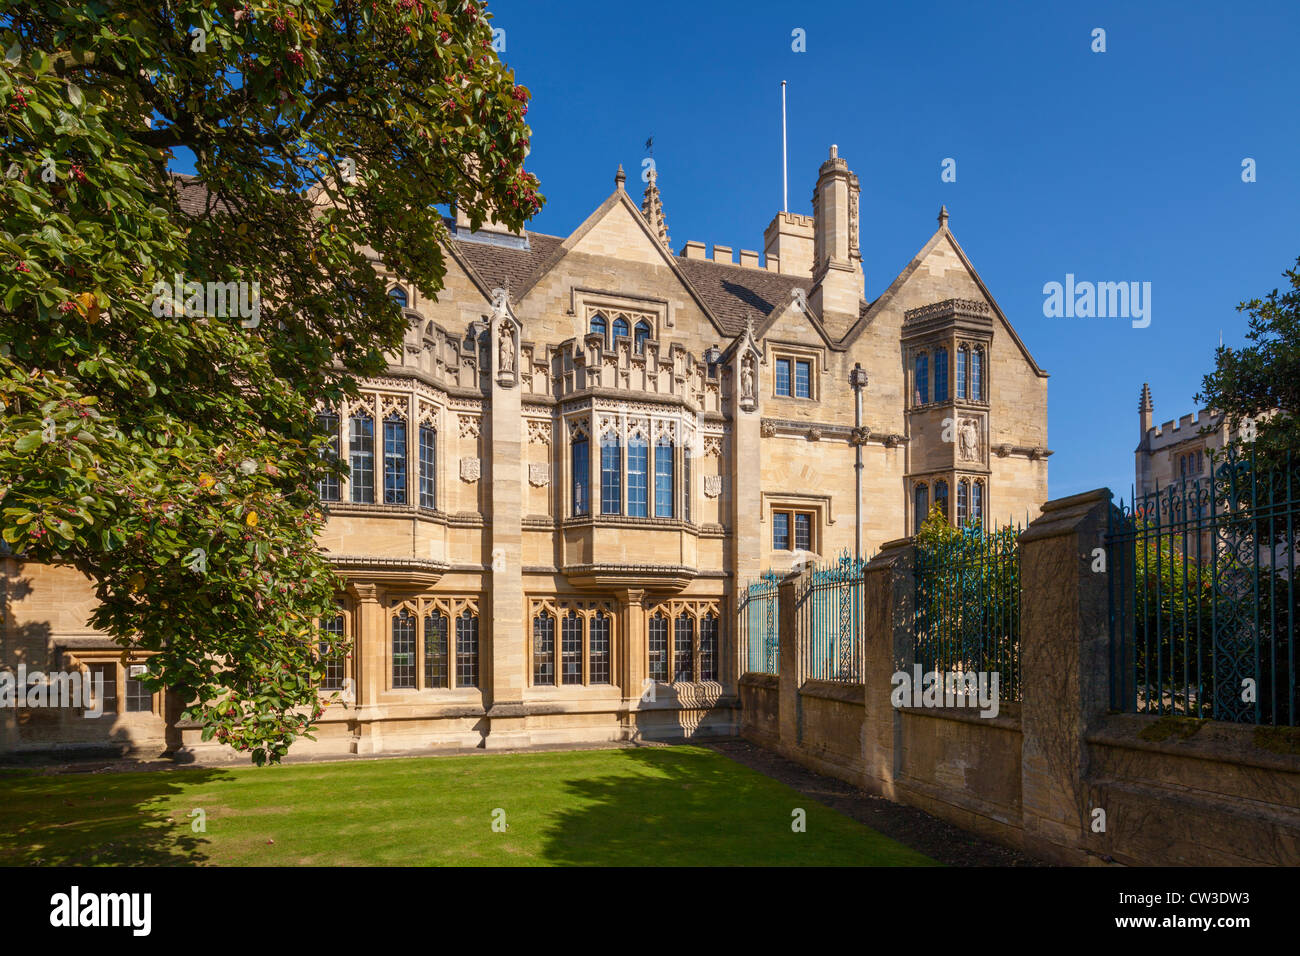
[0,147,1050,757]
[1134,382,1260,498]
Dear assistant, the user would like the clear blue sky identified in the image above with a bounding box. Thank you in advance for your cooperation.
[487,0,1300,502]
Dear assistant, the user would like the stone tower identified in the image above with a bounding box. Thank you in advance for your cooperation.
[808,145,865,339]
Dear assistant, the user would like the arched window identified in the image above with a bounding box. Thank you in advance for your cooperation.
[934,348,949,402]
[957,479,969,526]
[915,353,929,406]
[971,348,984,401]
[634,320,652,354]
[674,613,695,683]
[532,611,555,686]
[934,479,950,520]
[648,613,669,682]
[699,613,719,682]
[392,609,416,689]
[601,433,622,515]
[349,411,375,503]
[914,483,929,531]
[455,611,479,688]
[972,481,984,523]
[382,413,407,505]
[589,313,607,345]
[425,611,448,688]
[654,436,674,518]
[957,346,969,399]
[388,287,408,309]
[612,316,630,347]
[589,612,611,684]
[561,611,583,685]
[316,408,341,502]
[571,433,590,516]
[627,434,648,517]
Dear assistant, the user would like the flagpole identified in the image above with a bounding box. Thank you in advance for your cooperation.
[781,81,788,213]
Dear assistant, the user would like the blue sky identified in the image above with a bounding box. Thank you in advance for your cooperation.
[487,0,1300,502]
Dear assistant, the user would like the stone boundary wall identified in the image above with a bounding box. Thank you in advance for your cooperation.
[740,488,1300,866]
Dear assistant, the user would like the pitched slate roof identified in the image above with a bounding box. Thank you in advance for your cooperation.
[673,257,812,336]
[450,231,564,295]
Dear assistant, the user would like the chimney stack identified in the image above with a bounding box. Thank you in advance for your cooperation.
[763,212,814,276]
[808,145,864,339]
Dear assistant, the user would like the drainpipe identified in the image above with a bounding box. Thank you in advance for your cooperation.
[849,363,869,560]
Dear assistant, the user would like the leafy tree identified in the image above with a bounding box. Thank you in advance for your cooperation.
[0,1,541,763]
[1198,256,1300,468]
[913,505,1020,694]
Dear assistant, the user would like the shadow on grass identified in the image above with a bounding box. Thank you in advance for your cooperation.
[536,745,931,867]
[0,765,232,866]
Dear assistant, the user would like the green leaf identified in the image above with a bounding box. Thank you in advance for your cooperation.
[13,432,44,453]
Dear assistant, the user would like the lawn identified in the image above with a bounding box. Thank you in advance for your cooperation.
[0,745,936,866]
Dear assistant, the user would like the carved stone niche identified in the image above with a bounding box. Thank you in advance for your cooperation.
[738,353,757,412]
[957,416,984,463]
[460,457,481,483]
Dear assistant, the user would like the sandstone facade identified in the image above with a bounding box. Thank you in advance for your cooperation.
[1,148,1049,756]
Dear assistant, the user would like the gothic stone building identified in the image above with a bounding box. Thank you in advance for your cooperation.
[0,147,1049,757]
[1135,382,1260,497]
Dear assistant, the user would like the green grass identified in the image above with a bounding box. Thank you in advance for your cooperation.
[0,745,936,866]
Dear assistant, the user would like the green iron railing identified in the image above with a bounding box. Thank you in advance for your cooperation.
[739,571,781,675]
[1107,446,1298,726]
[798,552,866,683]
[913,523,1022,700]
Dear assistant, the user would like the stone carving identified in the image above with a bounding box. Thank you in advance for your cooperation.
[458,415,481,439]
[958,417,981,462]
[704,475,723,499]
[740,354,755,401]
[807,427,822,442]
[760,420,777,438]
[529,463,550,487]
[850,426,870,446]
[498,323,515,375]
[703,435,723,458]
[848,180,859,257]
[459,457,481,482]
[526,420,552,445]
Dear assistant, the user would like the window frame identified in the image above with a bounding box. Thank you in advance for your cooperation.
[527,599,616,688]
[771,508,816,553]
[349,410,376,504]
[386,597,479,693]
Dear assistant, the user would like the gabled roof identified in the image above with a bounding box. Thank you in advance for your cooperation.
[843,222,1048,377]
[674,257,812,337]
[450,231,564,298]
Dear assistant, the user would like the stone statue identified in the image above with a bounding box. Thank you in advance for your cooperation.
[741,355,754,400]
[959,418,980,461]
[498,324,514,375]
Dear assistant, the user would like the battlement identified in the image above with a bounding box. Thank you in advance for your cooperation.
[1146,407,1222,448]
